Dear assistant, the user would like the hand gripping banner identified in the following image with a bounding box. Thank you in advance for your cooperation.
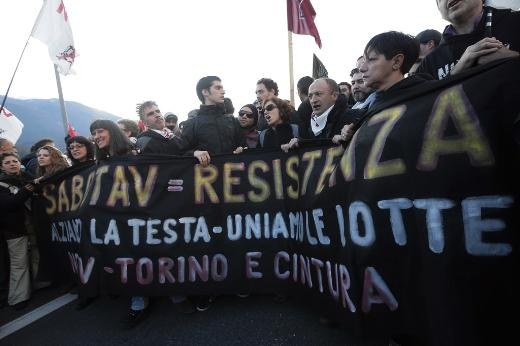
[34,59,520,344]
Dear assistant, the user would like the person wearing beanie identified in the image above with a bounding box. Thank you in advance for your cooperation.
[409,29,442,74]
[237,104,259,148]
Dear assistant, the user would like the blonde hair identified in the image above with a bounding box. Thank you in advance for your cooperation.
[36,145,70,178]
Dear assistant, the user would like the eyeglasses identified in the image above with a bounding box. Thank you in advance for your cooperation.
[264,104,277,112]
[146,109,161,117]
[238,111,254,118]
[68,144,85,150]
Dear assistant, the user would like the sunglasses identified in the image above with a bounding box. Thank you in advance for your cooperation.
[68,144,85,150]
[238,111,254,118]
[264,104,277,112]
[146,109,161,117]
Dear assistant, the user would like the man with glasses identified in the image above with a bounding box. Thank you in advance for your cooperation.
[135,101,181,155]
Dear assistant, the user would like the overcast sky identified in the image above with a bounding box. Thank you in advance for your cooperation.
[1,0,449,123]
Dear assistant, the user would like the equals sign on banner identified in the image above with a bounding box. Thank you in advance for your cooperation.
[167,179,184,192]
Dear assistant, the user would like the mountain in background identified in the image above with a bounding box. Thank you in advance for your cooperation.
[2,96,120,155]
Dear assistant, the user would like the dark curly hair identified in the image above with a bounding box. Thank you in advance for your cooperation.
[262,97,295,124]
[257,78,279,96]
[65,136,95,165]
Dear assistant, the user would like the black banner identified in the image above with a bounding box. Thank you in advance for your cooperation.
[35,59,520,344]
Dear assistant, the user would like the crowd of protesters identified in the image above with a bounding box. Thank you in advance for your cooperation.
[1,1,519,342]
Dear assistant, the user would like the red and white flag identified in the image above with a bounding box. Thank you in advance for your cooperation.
[31,0,76,75]
[0,107,24,143]
[287,0,322,48]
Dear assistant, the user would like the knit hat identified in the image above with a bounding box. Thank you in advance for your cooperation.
[416,29,442,46]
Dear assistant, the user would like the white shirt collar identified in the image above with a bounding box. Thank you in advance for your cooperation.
[311,104,334,136]
[151,128,173,138]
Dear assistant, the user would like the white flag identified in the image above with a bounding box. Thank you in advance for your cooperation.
[31,0,76,75]
[0,107,24,143]
[487,0,520,9]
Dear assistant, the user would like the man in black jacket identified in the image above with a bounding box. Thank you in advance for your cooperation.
[416,0,519,79]
[135,101,181,155]
[180,76,243,166]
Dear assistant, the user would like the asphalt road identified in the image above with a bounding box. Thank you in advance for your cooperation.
[0,285,388,346]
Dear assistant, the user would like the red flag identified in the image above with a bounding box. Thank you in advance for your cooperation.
[287,0,322,48]
[67,123,77,137]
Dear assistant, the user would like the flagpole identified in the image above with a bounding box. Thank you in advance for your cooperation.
[0,35,33,116]
[53,64,70,136]
[288,31,295,106]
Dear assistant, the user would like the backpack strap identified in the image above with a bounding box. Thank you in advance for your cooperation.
[259,129,266,147]
[290,124,299,138]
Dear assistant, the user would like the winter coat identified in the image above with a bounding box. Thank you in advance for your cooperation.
[0,172,33,240]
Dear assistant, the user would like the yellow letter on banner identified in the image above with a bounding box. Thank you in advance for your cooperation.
[315,146,344,194]
[128,165,158,207]
[364,105,407,180]
[43,184,56,215]
[417,85,495,170]
[223,162,245,203]
[301,150,322,196]
[90,165,110,205]
[248,160,270,203]
[107,165,130,207]
[70,175,84,211]
[285,156,300,200]
[194,164,219,204]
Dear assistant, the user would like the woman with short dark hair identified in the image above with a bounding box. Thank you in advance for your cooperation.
[360,31,420,94]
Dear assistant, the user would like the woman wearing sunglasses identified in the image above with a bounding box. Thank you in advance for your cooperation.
[237,104,259,149]
[259,97,298,150]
